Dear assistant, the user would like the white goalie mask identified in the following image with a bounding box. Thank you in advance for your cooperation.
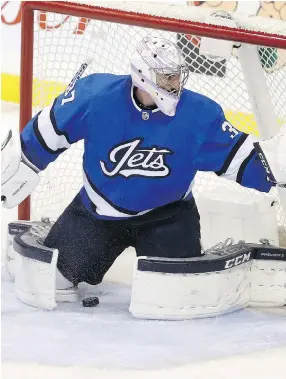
[131,37,189,117]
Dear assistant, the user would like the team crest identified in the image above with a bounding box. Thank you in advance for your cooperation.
[100,138,173,178]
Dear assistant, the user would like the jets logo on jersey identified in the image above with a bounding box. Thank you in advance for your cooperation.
[100,138,173,178]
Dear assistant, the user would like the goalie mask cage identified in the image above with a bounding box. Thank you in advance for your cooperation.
[19,1,286,246]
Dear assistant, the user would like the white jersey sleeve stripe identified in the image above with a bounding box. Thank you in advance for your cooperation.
[36,103,71,152]
[220,135,257,182]
[83,171,153,218]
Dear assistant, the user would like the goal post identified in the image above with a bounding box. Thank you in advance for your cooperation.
[18,1,286,246]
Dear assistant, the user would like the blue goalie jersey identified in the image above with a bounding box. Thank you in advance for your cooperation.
[21,74,272,220]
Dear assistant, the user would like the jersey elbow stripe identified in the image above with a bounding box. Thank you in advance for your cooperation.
[216,135,256,181]
[236,149,256,184]
[34,102,71,153]
[33,116,67,155]
[50,98,73,144]
[215,134,248,176]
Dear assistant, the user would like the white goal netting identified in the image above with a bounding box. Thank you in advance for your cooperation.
[23,2,286,245]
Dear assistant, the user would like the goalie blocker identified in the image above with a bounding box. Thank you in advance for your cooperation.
[7,220,286,318]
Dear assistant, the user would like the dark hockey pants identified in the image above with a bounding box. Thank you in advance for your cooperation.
[44,194,201,286]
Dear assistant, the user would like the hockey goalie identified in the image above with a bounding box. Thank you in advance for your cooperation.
[2,37,286,319]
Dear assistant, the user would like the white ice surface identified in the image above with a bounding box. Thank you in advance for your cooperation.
[1,101,286,378]
[2,265,286,378]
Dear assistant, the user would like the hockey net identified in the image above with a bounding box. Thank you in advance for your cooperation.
[19,1,286,246]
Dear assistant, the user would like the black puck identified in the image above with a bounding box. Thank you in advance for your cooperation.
[82,296,99,307]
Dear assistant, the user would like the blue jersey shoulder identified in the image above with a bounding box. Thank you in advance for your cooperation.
[181,88,223,120]
[81,73,130,98]
[78,73,131,115]
[174,88,224,143]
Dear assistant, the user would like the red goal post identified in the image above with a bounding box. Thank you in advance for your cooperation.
[19,1,286,245]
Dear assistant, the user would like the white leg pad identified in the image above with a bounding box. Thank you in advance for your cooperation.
[5,221,33,281]
[130,260,251,320]
[8,220,79,309]
[250,259,286,307]
[15,248,59,310]
[130,244,286,320]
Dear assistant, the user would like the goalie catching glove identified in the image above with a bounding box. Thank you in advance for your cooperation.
[1,130,40,208]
